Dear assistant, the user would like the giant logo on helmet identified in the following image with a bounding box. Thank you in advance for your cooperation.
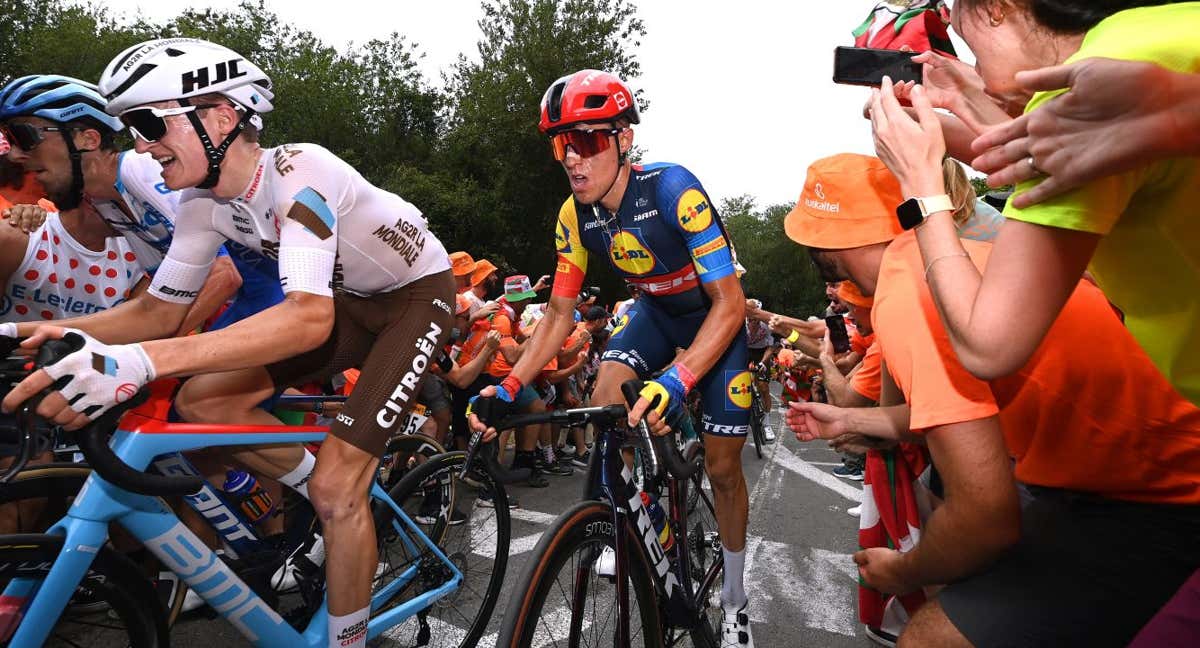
[726,370,753,410]
[677,189,713,233]
[609,232,655,275]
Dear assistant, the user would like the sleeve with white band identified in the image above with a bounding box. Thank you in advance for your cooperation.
[278,246,336,297]
[146,256,213,304]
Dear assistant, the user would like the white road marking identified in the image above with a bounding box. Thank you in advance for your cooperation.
[805,461,847,467]
[772,443,863,503]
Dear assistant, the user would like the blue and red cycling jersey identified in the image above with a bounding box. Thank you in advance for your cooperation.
[552,162,737,317]
[551,162,751,437]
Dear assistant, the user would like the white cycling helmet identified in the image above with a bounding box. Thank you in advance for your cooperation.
[99,38,274,188]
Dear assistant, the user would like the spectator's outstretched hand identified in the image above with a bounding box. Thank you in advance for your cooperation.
[972,58,1192,208]
[785,400,846,442]
[3,204,48,234]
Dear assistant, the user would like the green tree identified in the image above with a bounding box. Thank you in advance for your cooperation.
[723,196,827,318]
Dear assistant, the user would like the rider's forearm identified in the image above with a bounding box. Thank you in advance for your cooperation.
[759,346,776,364]
[675,277,745,381]
[143,292,333,378]
[172,255,242,336]
[15,293,186,344]
[508,295,576,386]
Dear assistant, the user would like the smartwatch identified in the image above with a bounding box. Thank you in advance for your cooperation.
[896,194,954,230]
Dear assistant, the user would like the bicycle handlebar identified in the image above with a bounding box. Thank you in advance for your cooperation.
[621,380,700,481]
[464,397,532,485]
[34,337,203,496]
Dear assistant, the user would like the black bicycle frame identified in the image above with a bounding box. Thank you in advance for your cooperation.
[584,422,699,641]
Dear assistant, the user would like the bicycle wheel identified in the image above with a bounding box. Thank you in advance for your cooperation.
[379,433,446,489]
[498,500,664,648]
[373,451,509,648]
[676,442,724,648]
[0,465,190,626]
[0,534,168,647]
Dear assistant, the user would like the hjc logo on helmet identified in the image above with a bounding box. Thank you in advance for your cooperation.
[181,59,248,94]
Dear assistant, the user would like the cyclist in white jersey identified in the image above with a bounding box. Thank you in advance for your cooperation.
[0,39,454,648]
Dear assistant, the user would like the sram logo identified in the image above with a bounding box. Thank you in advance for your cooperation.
[181,58,248,94]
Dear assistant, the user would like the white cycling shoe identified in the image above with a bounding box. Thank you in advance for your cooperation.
[594,545,617,579]
[762,425,777,444]
[720,601,755,647]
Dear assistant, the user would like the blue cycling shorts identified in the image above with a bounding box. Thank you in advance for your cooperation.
[602,299,750,437]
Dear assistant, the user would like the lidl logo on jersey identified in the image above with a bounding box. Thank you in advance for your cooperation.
[611,312,633,337]
[609,231,655,275]
[555,220,572,253]
[677,189,713,233]
[725,370,753,410]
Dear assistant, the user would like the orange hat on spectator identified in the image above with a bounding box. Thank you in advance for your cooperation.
[470,259,499,287]
[450,251,477,277]
[837,280,874,308]
[784,154,904,250]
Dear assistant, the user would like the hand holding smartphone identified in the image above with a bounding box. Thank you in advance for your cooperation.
[823,314,852,355]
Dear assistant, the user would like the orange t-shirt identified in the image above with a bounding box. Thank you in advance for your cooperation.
[849,341,882,402]
[850,330,875,356]
[874,232,1200,505]
[485,311,518,377]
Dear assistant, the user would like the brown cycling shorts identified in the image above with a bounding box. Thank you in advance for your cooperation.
[266,270,455,457]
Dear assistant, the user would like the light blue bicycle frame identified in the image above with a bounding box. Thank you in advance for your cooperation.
[2,414,463,647]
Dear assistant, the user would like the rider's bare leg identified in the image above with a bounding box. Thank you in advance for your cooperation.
[175,368,310,490]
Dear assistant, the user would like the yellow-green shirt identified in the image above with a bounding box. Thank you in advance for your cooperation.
[1005,3,1200,406]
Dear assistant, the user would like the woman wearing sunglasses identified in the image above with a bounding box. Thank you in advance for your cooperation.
[1,37,456,648]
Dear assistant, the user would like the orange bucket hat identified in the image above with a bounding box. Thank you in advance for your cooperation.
[470,259,499,287]
[784,153,905,250]
[449,251,477,277]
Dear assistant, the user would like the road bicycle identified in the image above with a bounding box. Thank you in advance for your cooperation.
[747,366,770,460]
[493,381,725,647]
[0,337,515,647]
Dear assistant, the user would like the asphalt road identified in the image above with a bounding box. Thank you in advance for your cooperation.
[171,394,872,647]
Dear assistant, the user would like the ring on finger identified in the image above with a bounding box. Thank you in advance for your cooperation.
[1027,156,1045,176]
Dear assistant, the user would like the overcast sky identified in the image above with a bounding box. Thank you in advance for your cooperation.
[91,0,970,209]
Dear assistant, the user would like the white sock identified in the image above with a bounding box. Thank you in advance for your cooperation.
[328,606,369,648]
[278,449,317,499]
[721,546,747,608]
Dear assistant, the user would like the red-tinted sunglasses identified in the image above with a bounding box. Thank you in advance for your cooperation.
[549,128,623,161]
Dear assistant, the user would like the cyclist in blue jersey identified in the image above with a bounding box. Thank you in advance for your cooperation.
[472,69,755,647]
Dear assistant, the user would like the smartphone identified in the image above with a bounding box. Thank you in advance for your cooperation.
[833,46,922,86]
[824,314,852,355]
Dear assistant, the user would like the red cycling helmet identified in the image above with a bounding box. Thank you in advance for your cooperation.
[538,69,640,135]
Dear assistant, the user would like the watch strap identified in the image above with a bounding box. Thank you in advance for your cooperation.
[916,194,954,217]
